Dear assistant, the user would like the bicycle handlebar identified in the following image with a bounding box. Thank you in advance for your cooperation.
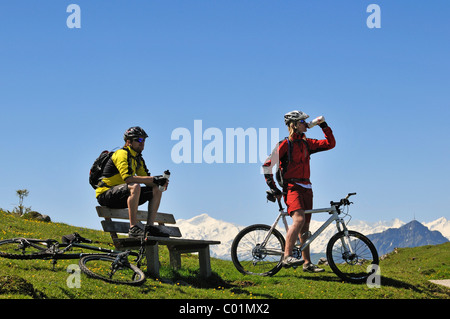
[266,190,357,209]
[330,192,357,207]
[61,232,93,244]
[346,192,357,199]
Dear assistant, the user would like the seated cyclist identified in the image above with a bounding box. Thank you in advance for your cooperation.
[95,126,169,238]
[262,110,335,272]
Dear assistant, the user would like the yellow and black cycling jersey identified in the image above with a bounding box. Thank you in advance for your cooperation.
[95,146,150,198]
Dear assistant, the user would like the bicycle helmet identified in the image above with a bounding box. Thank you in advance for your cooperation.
[284,110,309,125]
[123,126,149,141]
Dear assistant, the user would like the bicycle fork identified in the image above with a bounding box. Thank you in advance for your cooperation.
[335,217,356,258]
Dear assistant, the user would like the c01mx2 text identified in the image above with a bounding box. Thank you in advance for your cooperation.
[224,303,269,314]
[179,303,269,316]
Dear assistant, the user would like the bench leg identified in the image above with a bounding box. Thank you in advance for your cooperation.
[169,249,181,270]
[198,246,212,278]
[145,244,160,278]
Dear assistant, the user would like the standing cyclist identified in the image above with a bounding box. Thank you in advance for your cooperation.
[262,110,335,272]
[96,126,169,238]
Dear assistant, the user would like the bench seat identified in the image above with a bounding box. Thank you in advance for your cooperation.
[96,206,220,278]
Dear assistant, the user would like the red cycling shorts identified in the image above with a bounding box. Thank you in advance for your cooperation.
[284,183,313,223]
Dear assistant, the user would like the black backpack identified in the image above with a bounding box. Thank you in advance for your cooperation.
[275,138,291,189]
[89,150,113,189]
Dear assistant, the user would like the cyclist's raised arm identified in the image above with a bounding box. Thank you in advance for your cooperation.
[307,122,336,154]
[262,139,288,193]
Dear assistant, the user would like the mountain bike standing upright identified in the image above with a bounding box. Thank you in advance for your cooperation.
[231,192,379,283]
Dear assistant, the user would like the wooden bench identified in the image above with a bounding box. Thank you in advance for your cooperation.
[96,206,220,278]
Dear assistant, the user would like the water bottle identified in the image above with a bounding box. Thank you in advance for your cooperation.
[308,116,325,128]
[159,170,170,191]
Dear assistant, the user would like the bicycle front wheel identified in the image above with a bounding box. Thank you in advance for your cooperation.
[231,224,285,276]
[79,254,146,286]
[326,230,379,283]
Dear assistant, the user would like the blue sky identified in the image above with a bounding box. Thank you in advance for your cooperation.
[0,1,449,231]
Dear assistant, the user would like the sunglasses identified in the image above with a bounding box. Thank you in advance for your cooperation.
[133,137,146,143]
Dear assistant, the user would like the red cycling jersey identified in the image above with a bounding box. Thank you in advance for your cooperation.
[262,126,336,192]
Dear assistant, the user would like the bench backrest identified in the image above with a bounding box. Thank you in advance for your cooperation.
[96,206,182,241]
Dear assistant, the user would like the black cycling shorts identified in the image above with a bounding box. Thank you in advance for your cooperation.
[97,184,153,209]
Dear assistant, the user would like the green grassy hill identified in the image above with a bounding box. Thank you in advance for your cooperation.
[0,210,449,300]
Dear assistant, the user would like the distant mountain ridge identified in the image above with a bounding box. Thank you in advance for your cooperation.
[367,220,449,255]
[176,215,450,260]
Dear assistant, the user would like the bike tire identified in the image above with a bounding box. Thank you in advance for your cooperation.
[326,230,379,284]
[0,238,52,259]
[79,254,146,286]
[231,224,285,276]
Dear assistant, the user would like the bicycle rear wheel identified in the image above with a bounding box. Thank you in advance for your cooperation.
[326,230,379,283]
[231,224,285,276]
[79,254,146,286]
[0,238,52,259]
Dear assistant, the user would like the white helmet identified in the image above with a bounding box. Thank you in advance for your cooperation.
[284,110,309,125]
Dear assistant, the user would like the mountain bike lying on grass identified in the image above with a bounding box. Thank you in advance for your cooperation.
[231,192,379,283]
[0,232,146,286]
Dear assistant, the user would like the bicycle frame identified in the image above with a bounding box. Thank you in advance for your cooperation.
[264,198,354,256]
[12,238,140,267]
[51,242,133,259]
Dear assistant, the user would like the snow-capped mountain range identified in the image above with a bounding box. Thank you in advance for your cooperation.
[176,214,450,260]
